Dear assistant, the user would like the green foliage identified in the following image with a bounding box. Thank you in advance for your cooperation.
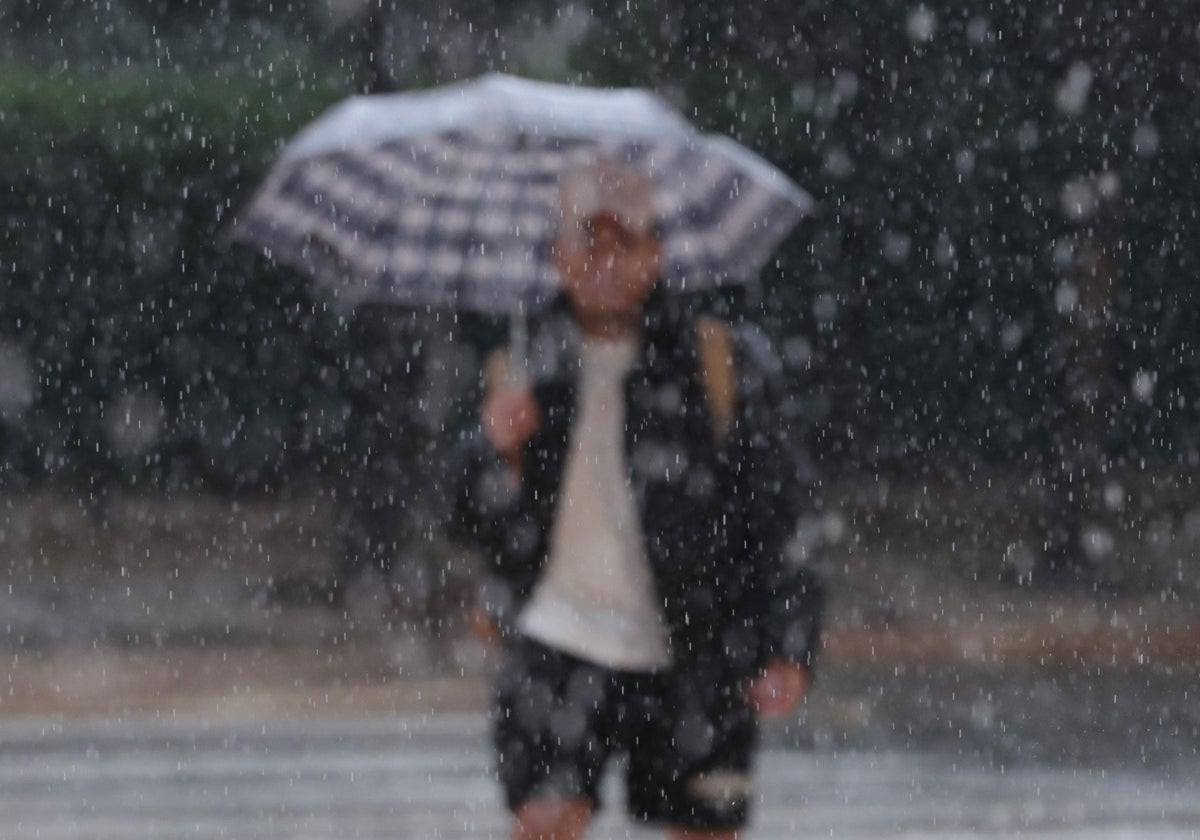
[0,62,355,491]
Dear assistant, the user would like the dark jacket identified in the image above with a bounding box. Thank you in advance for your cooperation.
[450,290,823,686]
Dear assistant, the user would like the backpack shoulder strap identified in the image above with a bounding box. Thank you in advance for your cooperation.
[694,315,737,446]
[492,316,738,445]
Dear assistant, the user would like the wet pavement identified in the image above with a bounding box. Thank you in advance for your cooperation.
[6,643,1198,771]
[2,492,1198,836]
[2,714,1198,839]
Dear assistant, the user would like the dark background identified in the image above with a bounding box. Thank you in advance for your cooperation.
[1,0,1197,592]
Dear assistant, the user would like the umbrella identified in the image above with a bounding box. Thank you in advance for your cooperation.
[233,73,813,319]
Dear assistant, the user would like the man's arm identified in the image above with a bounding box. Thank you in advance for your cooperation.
[725,325,825,716]
[481,349,540,477]
[446,347,546,645]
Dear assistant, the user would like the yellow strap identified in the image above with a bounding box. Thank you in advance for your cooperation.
[695,315,736,446]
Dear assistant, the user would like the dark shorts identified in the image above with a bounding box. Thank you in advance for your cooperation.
[492,636,757,830]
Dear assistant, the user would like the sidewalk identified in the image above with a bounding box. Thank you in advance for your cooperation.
[3,600,1195,721]
[1,488,1197,770]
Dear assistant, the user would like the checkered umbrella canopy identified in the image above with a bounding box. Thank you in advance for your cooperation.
[234,74,813,315]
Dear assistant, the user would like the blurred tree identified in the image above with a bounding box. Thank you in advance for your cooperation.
[0,0,1197,594]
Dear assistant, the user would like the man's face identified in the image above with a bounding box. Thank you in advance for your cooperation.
[554,213,662,319]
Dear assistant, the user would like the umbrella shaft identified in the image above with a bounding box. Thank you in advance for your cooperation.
[508,310,529,385]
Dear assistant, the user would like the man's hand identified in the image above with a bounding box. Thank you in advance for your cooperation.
[468,601,502,649]
[746,659,810,719]
[482,385,540,469]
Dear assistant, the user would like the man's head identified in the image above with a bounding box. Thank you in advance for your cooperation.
[553,161,662,323]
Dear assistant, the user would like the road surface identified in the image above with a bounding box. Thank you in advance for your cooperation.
[2,714,1197,839]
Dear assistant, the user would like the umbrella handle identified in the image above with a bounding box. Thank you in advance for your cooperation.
[508,307,529,387]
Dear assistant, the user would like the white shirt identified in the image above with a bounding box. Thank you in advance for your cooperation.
[517,335,672,671]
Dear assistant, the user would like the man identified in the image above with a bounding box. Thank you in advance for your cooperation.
[453,160,822,839]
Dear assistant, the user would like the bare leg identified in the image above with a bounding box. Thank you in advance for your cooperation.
[512,796,593,840]
[666,829,738,840]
